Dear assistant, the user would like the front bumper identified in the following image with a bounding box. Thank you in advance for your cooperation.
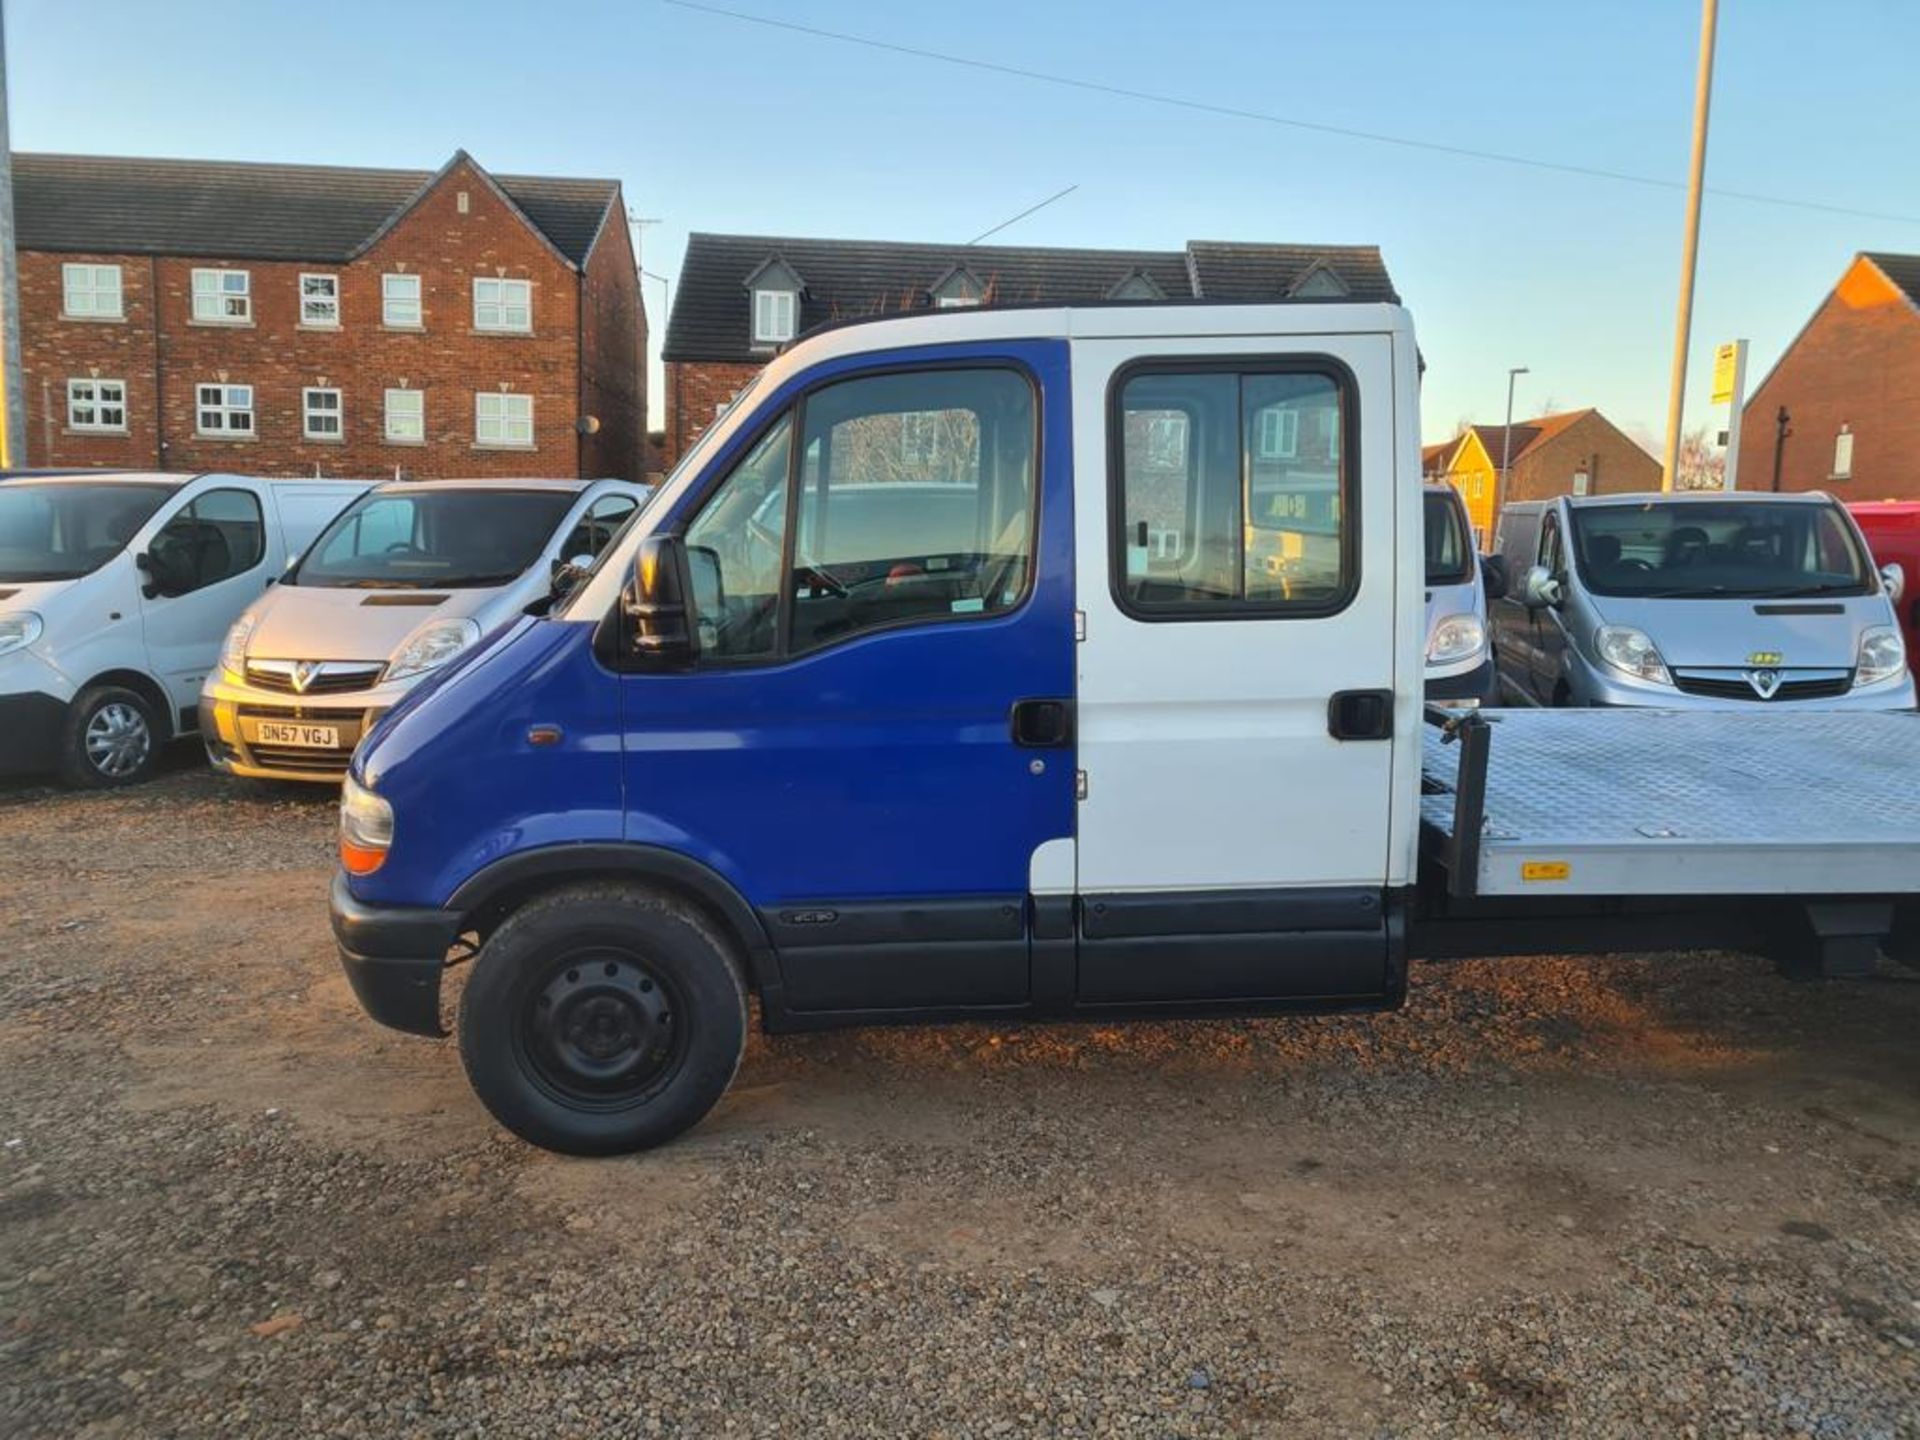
[329,871,461,1037]
[1425,653,1498,704]
[199,676,404,783]
[0,689,67,776]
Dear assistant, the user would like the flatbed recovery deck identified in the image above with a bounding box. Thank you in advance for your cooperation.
[1422,707,1920,897]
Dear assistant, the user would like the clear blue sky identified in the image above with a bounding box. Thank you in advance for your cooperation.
[10,0,1919,450]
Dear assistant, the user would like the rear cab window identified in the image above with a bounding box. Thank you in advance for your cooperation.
[1111,361,1354,618]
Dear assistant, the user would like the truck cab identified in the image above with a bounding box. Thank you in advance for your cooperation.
[334,302,1423,1151]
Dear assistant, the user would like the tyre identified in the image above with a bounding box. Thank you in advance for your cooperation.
[457,883,748,1155]
[59,684,162,789]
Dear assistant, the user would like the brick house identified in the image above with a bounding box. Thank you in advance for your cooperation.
[1739,252,1920,499]
[15,150,645,480]
[660,233,1396,464]
[1423,409,1660,541]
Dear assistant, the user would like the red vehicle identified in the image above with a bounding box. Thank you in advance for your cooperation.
[1848,501,1920,674]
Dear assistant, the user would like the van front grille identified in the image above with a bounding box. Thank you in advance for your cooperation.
[245,659,385,696]
[1671,670,1853,702]
[245,745,354,776]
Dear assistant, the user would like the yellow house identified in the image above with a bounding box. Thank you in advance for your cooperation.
[1422,432,1498,540]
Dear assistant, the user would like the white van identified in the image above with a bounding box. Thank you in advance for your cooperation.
[0,471,369,787]
[200,477,648,782]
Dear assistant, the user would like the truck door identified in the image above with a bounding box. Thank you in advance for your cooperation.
[1072,331,1413,1005]
[620,343,1077,1013]
[1530,508,1570,701]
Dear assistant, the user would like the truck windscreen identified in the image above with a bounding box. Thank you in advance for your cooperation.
[289,489,577,589]
[1568,501,1871,599]
[1423,490,1473,585]
[0,482,178,582]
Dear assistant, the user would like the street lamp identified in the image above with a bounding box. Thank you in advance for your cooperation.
[1495,366,1529,526]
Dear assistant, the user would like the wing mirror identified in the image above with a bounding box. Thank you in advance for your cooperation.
[1479,552,1511,602]
[134,549,189,600]
[1520,564,1564,610]
[1881,561,1905,606]
[549,552,596,598]
[621,535,697,667]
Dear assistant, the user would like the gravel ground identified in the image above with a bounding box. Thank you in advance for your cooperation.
[2,753,1918,1437]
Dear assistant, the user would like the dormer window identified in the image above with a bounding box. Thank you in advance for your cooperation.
[753,287,797,345]
[1287,264,1349,299]
[930,267,984,309]
[1107,271,1166,302]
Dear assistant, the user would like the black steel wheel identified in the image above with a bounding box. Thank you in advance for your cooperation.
[459,883,747,1154]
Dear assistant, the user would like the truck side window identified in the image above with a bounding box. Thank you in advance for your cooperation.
[684,415,793,661]
[147,487,264,595]
[1114,365,1352,616]
[786,368,1035,656]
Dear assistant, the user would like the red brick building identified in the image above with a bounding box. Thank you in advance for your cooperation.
[1740,252,1920,499]
[1424,409,1661,540]
[661,233,1396,464]
[16,151,645,480]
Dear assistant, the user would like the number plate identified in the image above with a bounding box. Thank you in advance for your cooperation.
[252,721,341,749]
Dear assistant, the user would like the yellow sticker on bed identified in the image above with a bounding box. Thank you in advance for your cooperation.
[1521,861,1571,882]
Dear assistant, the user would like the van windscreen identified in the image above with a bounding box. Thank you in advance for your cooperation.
[1568,500,1870,598]
[1423,490,1473,584]
[289,488,577,588]
[0,482,178,582]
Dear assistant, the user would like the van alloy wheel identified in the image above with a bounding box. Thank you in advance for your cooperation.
[85,702,152,778]
[516,949,686,1109]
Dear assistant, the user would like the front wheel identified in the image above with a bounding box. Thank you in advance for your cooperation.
[457,883,748,1154]
[59,684,162,788]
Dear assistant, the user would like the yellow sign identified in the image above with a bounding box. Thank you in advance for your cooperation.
[1747,650,1783,666]
[1711,343,1739,405]
[1521,861,1571,882]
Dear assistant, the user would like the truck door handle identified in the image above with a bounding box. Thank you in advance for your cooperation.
[1327,689,1393,741]
[1010,698,1074,748]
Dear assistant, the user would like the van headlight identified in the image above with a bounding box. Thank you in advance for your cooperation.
[1854,626,1907,687]
[384,617,481,683]
[0,612,43,658]
[1595,625,1671,685]
[1426,613,1486,664]
[220,614,255,677]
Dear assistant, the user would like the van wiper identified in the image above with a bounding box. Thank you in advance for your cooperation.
[1746,582,1860,598]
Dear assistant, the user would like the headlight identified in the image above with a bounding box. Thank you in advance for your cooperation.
[384,617,481,683]
[0,612,43,657]
[1854,626,1907,687]
[1595,625,1671,685]
[220,614,255,676]
[1426,613,1486,665]
[339,773,394,875]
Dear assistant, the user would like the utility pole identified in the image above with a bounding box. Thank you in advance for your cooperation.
[1770,405,1791,493]
[0,0,25,469]
[1494,365,1528,524]
[1660,0,1720,491]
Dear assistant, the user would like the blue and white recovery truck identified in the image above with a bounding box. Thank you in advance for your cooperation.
[329,301,1920,1153]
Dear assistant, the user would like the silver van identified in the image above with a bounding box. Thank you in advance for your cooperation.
[200,476,648,781]
[1423,482,1503,704]
[1491,491,1914,709]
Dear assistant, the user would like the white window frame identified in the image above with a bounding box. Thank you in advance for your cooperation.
[1255,407,1300,460]
[473,277,532,333]
[66,377,127,432]
[190,267,252,323]
[1833,426,1854,480]
[474,391,534,449]
[195,382,255,437]
[752,288,796,345]
[302,387,344,441]
[299,273,340,328]
[934,292,980,309]
[61,263,123,320]
[382,273,423,328]
[384,388,425,444]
